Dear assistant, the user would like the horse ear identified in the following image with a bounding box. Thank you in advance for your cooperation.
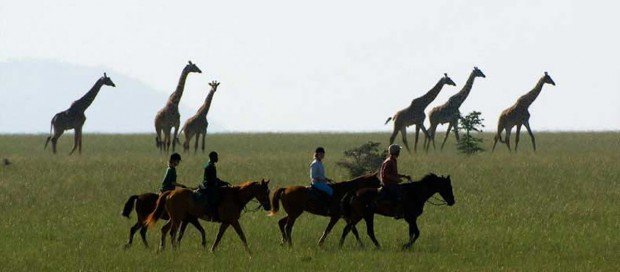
[266,179,270,184]
[104,72,107,78]
[189,60,193,65]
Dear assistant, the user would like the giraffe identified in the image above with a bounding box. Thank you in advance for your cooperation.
[385,73,456,153]
[492,72,556,152]
[44,73,116,154]
[180,80,220,153]
[154,61,202,152]
[425,67,486,151]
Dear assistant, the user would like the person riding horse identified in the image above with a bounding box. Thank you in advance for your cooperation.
[310,147,335,214]
[160,153,187,193]
[200,151,230,219]
[379,144,411,218]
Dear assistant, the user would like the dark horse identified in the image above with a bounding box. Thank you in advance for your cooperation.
[146,180,271,254]
[269,173,381,246]
[340,173,455,249]
[121,193,206,248]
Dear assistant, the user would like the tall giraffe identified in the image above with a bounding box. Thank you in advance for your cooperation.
[492,72,556,152]
[425,67,486,151]
[181,80,220,153]
[154,61,202,152]
[385,73,456,152]
[44,73,116,154]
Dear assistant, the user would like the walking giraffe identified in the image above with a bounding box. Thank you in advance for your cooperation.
[492,72,556,152]
[44,73,116,154]
[385,73,456,152]
[154,61,202,152]
[181,80,220,153]
[425,67,486,151]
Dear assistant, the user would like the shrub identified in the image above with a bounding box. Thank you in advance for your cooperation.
[457,111,485,155]
[337,141,387,178]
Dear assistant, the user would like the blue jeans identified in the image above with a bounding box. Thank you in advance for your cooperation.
[311,181,334,196]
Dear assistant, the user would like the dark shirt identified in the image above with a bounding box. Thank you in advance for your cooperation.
[160,167,177,192]
[203,161,218,187]
[380,156,400,186]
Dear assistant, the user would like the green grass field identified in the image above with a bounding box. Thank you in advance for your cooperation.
[0,133,618,271]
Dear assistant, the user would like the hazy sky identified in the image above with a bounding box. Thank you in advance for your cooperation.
[1,0,619,132]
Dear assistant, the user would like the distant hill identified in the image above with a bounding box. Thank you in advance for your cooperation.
[0,60,226,133]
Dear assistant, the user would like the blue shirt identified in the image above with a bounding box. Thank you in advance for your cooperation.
[310,159,327,184]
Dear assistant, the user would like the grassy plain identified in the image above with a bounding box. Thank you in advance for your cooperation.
[0,132,618,271]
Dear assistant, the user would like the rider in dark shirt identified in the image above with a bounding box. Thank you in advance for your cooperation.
[160,153,186,193]
[201,151,229,218]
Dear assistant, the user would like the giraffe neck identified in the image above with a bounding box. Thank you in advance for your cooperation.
[448,72,477,108]
[518,77,545,108]
[71,78,105,113]
[168,68,190,106]
[196,89,216,117]
[414,78,445,108]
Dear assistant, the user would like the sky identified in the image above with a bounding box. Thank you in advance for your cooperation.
[1,0,619,133]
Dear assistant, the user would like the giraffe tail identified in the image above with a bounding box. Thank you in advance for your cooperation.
[384,117,393,125]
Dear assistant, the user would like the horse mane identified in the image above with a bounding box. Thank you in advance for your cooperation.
[400,173,439,190]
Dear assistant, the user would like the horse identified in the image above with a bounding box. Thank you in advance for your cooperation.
[269,172,381,247]
[121,192,206,248]
[340,173,455,250]
[145,179,271,254]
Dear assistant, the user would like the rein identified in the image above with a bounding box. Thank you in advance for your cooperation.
[426,195,448,206]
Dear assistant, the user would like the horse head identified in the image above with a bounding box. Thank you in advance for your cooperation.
[422,173,455,206]
[254,179,272,211]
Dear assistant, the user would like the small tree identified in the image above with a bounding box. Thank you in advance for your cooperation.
[457,111,485,155]
[337,141,387,178]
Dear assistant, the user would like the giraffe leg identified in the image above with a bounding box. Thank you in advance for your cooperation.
[201,131,206,153]
[164,128,171,152]
[504,127,512,152]
[69,129,80,155]
[413,126,421,153]
[51,129,64,154]
[194,132,199,154]
[389,125,399,146]
[419,125,430,153]
[492,123,504,152]
[399,127,411,153]
[514,124,522,152]
[523,121,536,151]
[183,131,191,153]
[426,123,438,151]
[441,123,453,150]
[77,127,84,154]
[172,126,180,152]
[453,119,460,142]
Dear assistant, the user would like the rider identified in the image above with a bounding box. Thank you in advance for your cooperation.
[160,153,187,193]
[379,144,411,218]
[201,151,229,219]
[310,147,334,214]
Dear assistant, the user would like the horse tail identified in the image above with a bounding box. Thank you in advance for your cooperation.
[145,191,170,228]
[268,187,285,216]
[384,117,393,125]
[121,195,139,218]
[341,191,355,218]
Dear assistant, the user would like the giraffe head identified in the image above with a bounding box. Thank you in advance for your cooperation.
[208,80,220,91]
[543,72,555,86]
[442,73,456,86]
[473,67,486,78]
[185,61,202,74]
[101,73,116,87]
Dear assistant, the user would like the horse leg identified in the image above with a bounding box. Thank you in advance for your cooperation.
[176,220,189,247]
[231,220,251,254]
[317,216,339,247]
[169,220,181,249]
[402,218,420,250]
[124,222,141,249]
[187,218,207,248]
[211,223,230,253]
[159,221,172,251]
[364,213,381,249]
[350,225,364,248]
[285,215,298,247]
[524,120,536,151]
[278,216,288,245]
[339,223,354,248]
[515,124,522,153]
[139,225,149,248]
[440,123,453,151]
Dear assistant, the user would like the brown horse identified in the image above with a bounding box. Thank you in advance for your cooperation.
[269,173,381,247]
[340,173,455,250]
[146,180,271,253]
[121,192,206,248]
